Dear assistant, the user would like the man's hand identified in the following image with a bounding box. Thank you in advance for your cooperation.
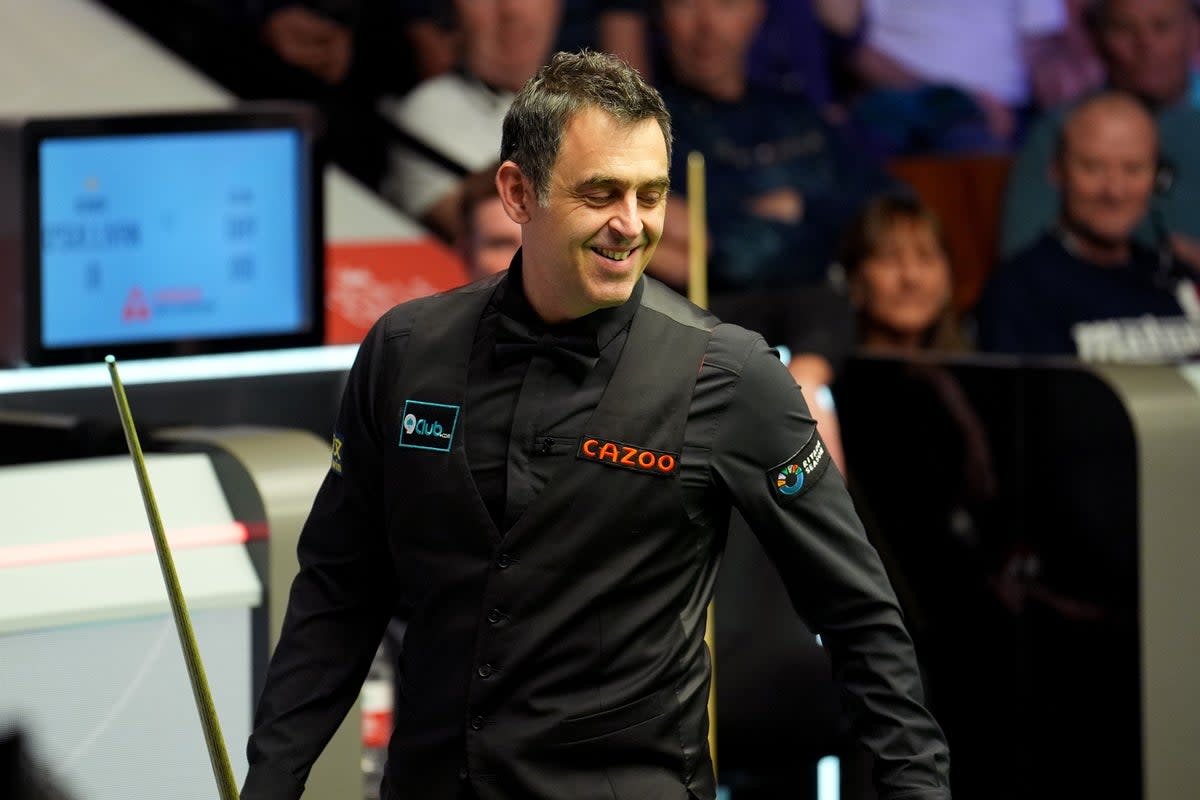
[971,90,1016,143]
[263,5,353,85]
[645,194,694,289]
[788,354,846,473]
[749,187,804,225]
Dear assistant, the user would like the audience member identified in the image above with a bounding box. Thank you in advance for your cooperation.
[1001,0,1200,258]
[378,0,563,242]
[259,3,354,85]
[98,0,424,189]
[743,0,844,109]
[456,163,523,281]
[979,91,1200,360]
[650,0,885,469]
[841,193,968,352]
[393,0,461,81]
[836,194,1010,798]
[846,0,1075,154]
[1050,0,1108,101]
[651,0,893,293]
[560,1,652,76]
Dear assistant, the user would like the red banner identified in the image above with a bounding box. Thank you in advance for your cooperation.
[325,239,470,345]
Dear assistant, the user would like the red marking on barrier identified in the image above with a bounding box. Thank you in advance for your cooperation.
[0,521,269,569]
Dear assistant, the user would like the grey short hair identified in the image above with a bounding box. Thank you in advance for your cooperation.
[500,50,672,206]
[1054,89,1158,164]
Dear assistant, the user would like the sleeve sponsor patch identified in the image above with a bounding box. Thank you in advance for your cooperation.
[767,430,829,504]
[331,433,345,475]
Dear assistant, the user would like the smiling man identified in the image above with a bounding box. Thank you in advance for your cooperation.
[242,51,950,800]
[978,90,1200,358]
[495,102,670,321]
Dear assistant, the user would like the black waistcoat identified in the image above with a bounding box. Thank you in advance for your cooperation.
[381,278,716,800]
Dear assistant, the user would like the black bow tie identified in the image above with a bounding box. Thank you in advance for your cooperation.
[493,313,600,380]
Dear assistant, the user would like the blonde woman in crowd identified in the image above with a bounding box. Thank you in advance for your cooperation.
[840,193,967,352]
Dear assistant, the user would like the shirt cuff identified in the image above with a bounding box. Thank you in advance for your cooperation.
[880,789,953,800]
[241,762,306,800]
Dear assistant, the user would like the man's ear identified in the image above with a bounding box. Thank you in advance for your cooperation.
[496,160,534,224]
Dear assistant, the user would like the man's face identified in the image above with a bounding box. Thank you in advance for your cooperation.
[519,107,670,319]
[660,0,765,95]
[465,196,523,280]
[455,0,562,92]
[1095,0,1198,105]
[1055,100,1158,246]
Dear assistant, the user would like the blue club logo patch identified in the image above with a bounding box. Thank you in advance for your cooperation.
[398,399,459,452]
[768,431,830,504]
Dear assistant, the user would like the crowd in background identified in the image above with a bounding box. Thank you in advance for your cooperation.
[98,0,1200,369]
[90,0,1200,518]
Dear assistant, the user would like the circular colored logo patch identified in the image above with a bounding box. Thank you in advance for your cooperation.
[776,463,804,495]
[402,413,417,434]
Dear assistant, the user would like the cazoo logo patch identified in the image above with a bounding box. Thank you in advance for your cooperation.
[576,436,679,477]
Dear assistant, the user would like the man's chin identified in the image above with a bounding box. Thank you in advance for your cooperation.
[587,277,640,309]
[1066,219,1134,252]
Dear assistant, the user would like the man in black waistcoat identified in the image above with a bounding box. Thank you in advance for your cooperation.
[242,50,951,800]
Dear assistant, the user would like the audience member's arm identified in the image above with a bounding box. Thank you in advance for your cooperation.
[749,188,804,225]
[973,91,1017,142]
[647,194,693,290]
[853,38,1016,139]
[788,354,846,473]
[262,4,352,85]
[848,44,923,90]
[1024,32,1099,109]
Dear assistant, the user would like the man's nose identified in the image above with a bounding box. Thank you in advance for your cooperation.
[1099,170,1132,200]
[1130,26,1152,58]
[609,194,643,240]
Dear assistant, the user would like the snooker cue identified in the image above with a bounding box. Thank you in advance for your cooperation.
[106,355,241,800]
[686,151,717,774]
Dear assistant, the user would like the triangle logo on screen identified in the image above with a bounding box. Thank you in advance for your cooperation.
[122,286,151,322]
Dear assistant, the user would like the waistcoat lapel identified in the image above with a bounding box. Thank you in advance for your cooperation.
[388,278,502,549]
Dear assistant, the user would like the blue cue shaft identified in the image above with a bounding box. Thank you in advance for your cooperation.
[105,355,241,800]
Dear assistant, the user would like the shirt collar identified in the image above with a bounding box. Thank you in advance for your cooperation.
[495,249,644,351]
